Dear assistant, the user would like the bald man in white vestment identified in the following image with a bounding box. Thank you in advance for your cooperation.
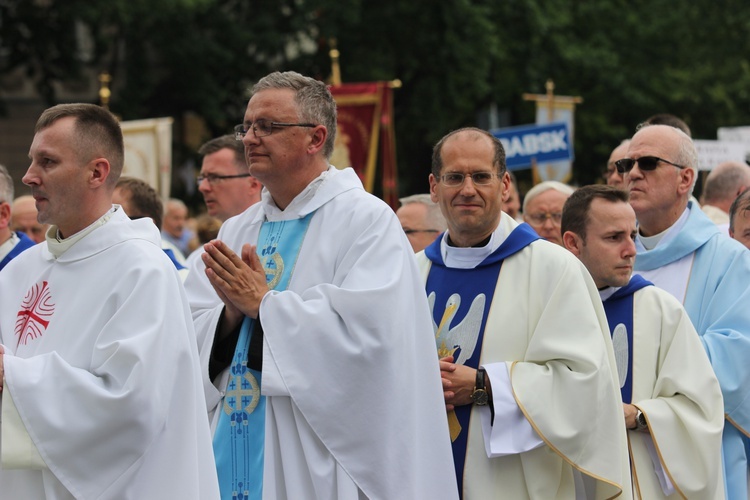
[417,127,631,499]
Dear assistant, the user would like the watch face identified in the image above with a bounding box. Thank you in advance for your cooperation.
[471,389,489,406]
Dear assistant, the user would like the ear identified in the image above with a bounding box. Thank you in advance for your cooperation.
[429,174,439,203]
[307,125,328,155]
[677,167,695,196]
[562,230,582,256]
[500,172,511,202]
[0,202,11,229]
[89,158,111,188]
[729,227,735,238]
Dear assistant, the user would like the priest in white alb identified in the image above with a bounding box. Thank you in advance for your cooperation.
[0,103,219,499]
[563,184,725,499]
[417,127,631,499]
[184,71,457,500]
[621,124,750,499]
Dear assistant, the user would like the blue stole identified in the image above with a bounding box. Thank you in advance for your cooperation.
[601,274,652,404]
[424,223,539,496]
[213,213,314,500]
[0,232,35,272]
[162,248,186,270]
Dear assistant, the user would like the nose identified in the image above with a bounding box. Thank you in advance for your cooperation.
[458,177,478,196]
[22,163,40,186]
[623,238,636,259]
[198,178,211,193]
[626,163,644,181]
[242,129,259,147]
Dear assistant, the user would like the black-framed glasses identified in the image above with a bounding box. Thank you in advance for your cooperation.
[614,156,686,174]
[234,120,317,140]
[603,162,619,178]
[439,172,497,187]
[196,173,252,186]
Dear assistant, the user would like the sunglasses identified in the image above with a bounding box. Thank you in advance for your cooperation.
[614,156,686,174]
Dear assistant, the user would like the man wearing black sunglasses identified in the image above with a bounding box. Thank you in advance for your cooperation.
[625,123,750,499]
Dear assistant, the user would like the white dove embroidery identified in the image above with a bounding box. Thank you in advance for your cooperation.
[428,292,486,365]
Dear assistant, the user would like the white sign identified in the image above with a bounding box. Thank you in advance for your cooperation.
[693,139,746,171]
[120,117,173,199]
[718,126,750,163]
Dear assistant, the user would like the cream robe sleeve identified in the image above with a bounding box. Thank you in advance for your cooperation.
[493,243,629,499]
[629,287,724,499]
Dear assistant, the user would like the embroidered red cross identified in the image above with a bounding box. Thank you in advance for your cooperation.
[15,281,55,348]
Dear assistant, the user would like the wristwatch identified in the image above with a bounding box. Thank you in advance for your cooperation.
[634,409,648,431]
[470,368,489,406]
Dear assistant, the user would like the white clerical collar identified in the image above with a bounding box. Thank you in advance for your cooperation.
[598,286,619,302]
[636,206,690,251]
[0,231,19,262]
[46,207,117,259]
[440,224,506,269]
[262,169,329,220]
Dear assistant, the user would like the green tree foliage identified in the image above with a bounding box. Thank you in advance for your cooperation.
[3,0,750,193]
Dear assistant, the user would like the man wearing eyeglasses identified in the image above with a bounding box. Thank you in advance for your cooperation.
[604,140,630,190]
[0,165,35,271]
[184,71,457,500]
[522,180,574,246]
[396,193,447,252]
[622,123,750,499]
[416,127,631,499]
[197,135,262,222]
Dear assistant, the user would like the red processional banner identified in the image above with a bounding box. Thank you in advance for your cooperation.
[329,82,399,209]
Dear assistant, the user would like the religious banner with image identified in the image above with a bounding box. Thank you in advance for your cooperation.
[330,82,399,208]
[522,80,582,185]
[120,117,173,200]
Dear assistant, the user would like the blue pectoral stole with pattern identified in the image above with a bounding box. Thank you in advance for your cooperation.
[213,213,314,500]
[424,223,539,496]
[602,274,653,404]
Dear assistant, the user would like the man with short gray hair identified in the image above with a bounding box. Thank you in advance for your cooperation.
[701,161,750,227]
[522,180,574,245]
[623,123,750,498]
[185,71,456,500]
[0,165,35,271]
[397,193,447,252]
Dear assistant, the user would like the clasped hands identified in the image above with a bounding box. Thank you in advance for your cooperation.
[439,355,477,411]
[202,240,269,329]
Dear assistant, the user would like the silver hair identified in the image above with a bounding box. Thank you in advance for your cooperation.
[398,193,447,231]
[522,181,575,214]
[0,164,14,203]
[251,71,337,160]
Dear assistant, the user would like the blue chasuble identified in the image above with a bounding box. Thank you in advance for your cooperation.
[0,231,35,272]
[601,274,652,404]
[424,223,539,496]
[213,213,314,500]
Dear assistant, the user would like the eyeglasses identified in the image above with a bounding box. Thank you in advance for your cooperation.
[526,212,563,225]
[614,156,686,174]
[439,172,497,187]
[404,229,440,235]
[234,120,317,140]
[196,173,252,186]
